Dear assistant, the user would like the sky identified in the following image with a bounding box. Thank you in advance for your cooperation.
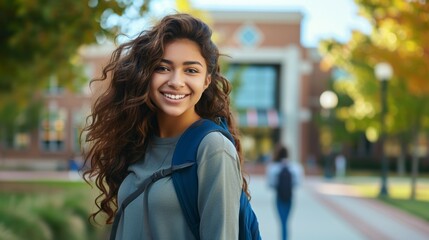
[116,0,372,48]
[190,0,372,47]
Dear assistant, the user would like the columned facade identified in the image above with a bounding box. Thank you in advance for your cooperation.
[211,10,316,164]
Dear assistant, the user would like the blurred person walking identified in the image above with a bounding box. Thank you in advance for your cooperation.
[266,144,298,240]
[335,153,347,179]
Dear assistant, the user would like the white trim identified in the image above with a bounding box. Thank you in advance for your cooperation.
[221,47,289,63]
[210,10,303,23]
[282,45,301,164]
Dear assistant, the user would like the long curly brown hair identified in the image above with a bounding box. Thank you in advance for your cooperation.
[82,13,249,224]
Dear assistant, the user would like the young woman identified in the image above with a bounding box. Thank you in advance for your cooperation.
[83,13,249,239]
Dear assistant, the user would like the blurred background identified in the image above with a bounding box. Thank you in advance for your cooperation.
[1,0,428,239]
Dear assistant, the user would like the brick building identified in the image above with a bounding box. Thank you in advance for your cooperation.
[210,10,330,166]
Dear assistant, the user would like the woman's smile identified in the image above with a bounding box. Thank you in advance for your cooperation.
[162,92,189,100]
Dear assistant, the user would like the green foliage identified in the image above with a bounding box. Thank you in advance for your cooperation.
[0,0,152,139]
[0,206,52,240]
[0,100,42,147]
[319,2,429,199]
[0,181,105,240]
[32,203,82,240]
[0,224,20,240]
[319,0,429,138]
[355,0,429,95]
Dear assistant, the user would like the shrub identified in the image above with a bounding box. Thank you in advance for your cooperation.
[0,182,105,240]
[0,203,52,240]
[0,223,20,240]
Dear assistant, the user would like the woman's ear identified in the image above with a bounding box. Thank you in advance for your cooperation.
[204,75,212,89]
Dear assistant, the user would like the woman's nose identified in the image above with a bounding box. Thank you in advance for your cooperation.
[167,71,185,88]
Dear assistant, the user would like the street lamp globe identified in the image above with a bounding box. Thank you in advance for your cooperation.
[319,90,338,179]
[319,90,338,110]
[375,62,393,81]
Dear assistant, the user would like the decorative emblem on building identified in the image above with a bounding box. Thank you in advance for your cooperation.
[236,24,262,47]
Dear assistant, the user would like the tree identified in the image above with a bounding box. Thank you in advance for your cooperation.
[356,0,429,96]
[319,0,429,199]
[0,0,151,142]
[356,0,429,200]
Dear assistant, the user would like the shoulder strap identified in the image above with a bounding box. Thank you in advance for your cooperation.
[109,163,194,240]
[171,118,233,239]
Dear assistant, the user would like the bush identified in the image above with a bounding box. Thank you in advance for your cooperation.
[0,182,105,240]
[0,204,52,240]
[31,201,85,240]
[0,224,20,240]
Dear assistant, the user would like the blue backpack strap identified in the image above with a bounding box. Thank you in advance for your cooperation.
[239,191,261,240]
[171,118,233,239]
[109,162,193,240]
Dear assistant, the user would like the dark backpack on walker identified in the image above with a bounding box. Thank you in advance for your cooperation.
[276,166,293,202]
[110,119,261,240]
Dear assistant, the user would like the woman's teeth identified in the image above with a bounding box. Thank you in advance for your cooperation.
[164,93,186,100]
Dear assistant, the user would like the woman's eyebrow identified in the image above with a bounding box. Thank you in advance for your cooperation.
[183,61,203,67]
[160,59,203,67]
[160,59,173,65]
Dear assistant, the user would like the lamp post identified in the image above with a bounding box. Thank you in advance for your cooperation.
[319,90,338,178]
[374,62,393,197]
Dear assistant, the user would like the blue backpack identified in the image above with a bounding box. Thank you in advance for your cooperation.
[110,119,261,240]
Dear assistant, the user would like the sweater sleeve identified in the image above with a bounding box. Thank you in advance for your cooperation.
[197,132,242,240]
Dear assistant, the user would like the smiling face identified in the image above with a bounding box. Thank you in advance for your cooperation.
[149,38,211,126]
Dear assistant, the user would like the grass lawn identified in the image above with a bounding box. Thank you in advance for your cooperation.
[346,177,429,223]
[380,197,429,222]
[0,180,95,206]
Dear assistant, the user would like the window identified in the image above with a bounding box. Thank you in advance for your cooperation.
[14,132,30,149]
[72,107,90,152]
[40,105,67,152]
[226,64,279,109]
[224,64,281,161]
[45,76,64,95]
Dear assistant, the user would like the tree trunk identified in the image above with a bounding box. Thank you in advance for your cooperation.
[396,155,405,176]
[410,153,419,200]
[397,139,407,176]
[410,129,421,200]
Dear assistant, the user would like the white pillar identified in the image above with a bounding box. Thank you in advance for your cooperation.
[280,45,301,163]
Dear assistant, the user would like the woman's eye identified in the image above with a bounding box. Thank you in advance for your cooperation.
[186,68,199,74]
[155,66,169,72]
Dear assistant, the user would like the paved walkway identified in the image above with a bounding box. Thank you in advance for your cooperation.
[1,171,429,240]
[248,175,429,240]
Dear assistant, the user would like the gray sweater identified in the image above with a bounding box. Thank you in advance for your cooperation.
[115,132,242,240]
